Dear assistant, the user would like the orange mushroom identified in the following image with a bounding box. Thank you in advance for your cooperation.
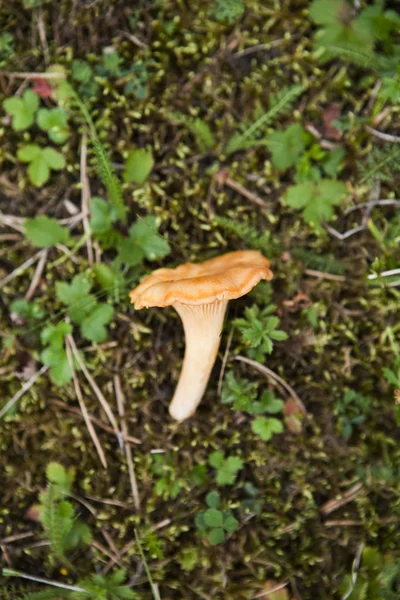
[129,250,273,421]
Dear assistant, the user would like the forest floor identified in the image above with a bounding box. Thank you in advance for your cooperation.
[1,1,400,599]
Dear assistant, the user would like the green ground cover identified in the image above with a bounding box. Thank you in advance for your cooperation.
[0,1,400,598]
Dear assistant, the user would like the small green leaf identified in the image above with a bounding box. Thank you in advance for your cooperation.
[118,216,170,265]
[80,303,113,343]
[41,322,72,348]
[28,157,50,187]
[251,416,284,441]
[266,123,307,171]
[40,347,72,386]
[17,144,41,162]
[285,179,348,229]
[209,451,225,469]
[90,196,115,234]
[42,147,66,170]
[25,215,70,247]
[3,89,39,130]
[205,491,220,508]
[203,509,223,528]
[223,514,239,533]
[123,147,154,185]
[207,528,225,545]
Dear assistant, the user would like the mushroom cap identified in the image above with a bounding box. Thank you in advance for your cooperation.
[129,250,273,309]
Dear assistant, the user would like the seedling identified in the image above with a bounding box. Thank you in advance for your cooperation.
[3,89,39,130]
[335,389,372,439]
[195,491,238,545]
[123,147,154,185]
[17,144,66,186]
[222,373,285,442]
[24,215,70,247]
[38,463,91,564]
[234,304,288,362]
[37,107,70,144]
[285,178,348,230]
[208,451,243,486]
[56,273,114,344]
[40,322,74,386]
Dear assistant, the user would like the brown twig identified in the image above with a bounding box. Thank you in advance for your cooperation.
[25,249,48,300]
[66,337,108,469]
[304,269,346,282]
[365,125,400,143]
[224,176,268,208]
[320,482,363,515]
[50,399,141,444]
[0,70,66,79]
[114,375,140,510]
[0,249,46,289]
[67,335,122,446]
[80,133,94,266]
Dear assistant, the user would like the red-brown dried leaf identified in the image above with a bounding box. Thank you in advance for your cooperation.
[32,77,53,98]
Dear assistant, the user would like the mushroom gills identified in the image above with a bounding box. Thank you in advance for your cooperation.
[169,300,228,421]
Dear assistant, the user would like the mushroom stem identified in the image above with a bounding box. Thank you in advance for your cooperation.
[169,300,228,421]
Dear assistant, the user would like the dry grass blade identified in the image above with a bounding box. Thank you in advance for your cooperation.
[0,249,46,289]
[66,337,108,469]
[114,374,140,510]
[80,133,94,266]
[25,249,48,300]
[68,334,122,445]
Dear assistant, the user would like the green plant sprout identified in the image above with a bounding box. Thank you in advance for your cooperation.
[208,451,243,486]
[222,372,285,441]
[3,89,39,130]
[17,144,66,186]
[234,304,288,362]
[195,491,239,545]
[335,389,372,440]
[37,107,70,144]
[38,462,91,565]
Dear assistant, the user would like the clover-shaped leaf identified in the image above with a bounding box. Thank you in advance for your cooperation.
[3,89,39,130]
[17,144,66,186]
[37,107,70,144]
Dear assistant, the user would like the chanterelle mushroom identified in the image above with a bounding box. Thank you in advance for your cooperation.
[129,250,273,421]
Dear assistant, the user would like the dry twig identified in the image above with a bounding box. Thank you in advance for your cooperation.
[68,335,122,447]
[80,133,94,266]
[114,375,140,510]
[25,249,48,300]
[66,336,108,469]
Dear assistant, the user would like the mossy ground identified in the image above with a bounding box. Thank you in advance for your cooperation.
[1,1,400,599]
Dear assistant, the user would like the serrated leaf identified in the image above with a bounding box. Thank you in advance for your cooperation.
[25,215,70,247]
[90,196,115,234]
[119,216,170,265]
[209,451,224,469]
[266,123,307,171]
[285,178,347,228]
[40,347,72,386]
[56,273,92,304]
[17,144,41,162]
[80,303,113,343]
[3,89,39,130]
[42,147,65,170]
[251,416,284,441]
[123,147,154,185]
